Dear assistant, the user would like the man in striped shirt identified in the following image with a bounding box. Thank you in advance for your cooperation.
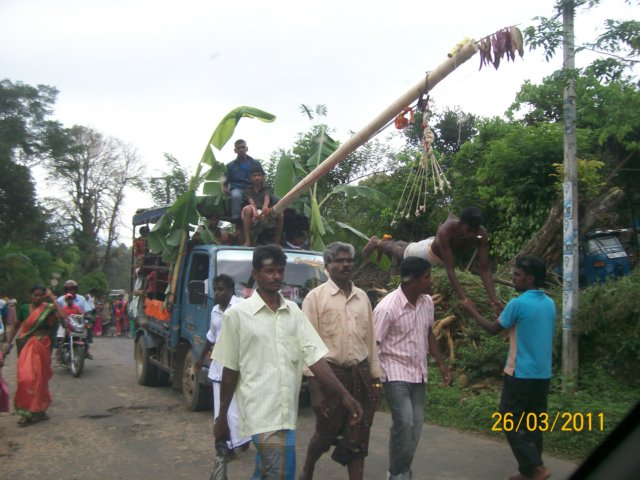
[373,256,451,480]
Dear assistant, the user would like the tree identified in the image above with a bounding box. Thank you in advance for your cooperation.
[45,125,145,273]
[148,154,189,205]
[0,79,58,245]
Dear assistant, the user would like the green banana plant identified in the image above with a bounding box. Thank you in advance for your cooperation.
[272,127,390,252]
[146,106,275,305]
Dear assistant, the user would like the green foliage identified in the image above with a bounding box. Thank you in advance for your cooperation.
[551,159,605,201]
[0,79,59,245]
[148,107,276,272]
[575,269,640,381]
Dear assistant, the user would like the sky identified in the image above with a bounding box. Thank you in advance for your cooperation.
[1,0,637,241]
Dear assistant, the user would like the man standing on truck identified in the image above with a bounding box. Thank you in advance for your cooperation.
[196,274,250,453]
[212,244,363,479]
[299,242,382,480]
[461,256,555,480]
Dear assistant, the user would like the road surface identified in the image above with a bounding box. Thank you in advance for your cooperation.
[0,336,578,479]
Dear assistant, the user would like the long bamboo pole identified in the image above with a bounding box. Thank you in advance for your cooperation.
[271,40,478,216]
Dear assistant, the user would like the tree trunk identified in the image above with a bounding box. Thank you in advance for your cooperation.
[515,187,627,270]
[515,198,564,268]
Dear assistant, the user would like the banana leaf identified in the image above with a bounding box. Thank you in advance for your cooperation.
[335,221,370,241]
[274,156,295,198]
[203,181,224,196]
[210,106,276,151]
[331,185,389,203]
[168,190,199,230]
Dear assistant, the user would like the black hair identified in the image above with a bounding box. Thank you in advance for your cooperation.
[515,255,547,287]
[139,226,150,236]
[399,256,431,283]
[234,139,246,147]
[31,284,47,294]
[252,244,287,271]
[460,206,484,230]
[250,164,265,175]
[214,274,235,289]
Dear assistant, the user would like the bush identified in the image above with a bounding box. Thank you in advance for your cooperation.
[575,270,640,385]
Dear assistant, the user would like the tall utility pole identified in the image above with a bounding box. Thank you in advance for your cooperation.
[562,0,579,391]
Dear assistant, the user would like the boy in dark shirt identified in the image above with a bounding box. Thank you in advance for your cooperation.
[241,164,283,246]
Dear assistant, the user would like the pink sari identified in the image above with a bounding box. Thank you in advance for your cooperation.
[14,303,57,418]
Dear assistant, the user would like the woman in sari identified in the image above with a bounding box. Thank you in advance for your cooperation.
[2,285,64,426]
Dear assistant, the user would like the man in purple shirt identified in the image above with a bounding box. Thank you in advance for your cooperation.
[374,256,451,480]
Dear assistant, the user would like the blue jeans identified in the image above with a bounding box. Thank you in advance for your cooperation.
[383,381,425,479]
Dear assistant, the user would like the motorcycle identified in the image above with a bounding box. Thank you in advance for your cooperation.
[57,314,87,377]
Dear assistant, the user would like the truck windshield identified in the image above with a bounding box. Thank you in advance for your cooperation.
[216,250,327,306]
[585,236,624,256]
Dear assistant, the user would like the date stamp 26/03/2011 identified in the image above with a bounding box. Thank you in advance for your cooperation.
[491,411,605,432]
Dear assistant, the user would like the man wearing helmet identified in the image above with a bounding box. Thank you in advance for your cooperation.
[57,280,93,360]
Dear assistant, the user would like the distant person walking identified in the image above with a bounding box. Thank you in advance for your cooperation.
[374,257,451,480]
[196,274,251,453]
[462,256,556,480]
[113,294,128,337]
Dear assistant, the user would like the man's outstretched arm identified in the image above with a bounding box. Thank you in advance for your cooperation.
[436,227,469,302]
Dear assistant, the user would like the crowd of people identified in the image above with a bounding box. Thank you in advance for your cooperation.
[0,139,557,480]
[197,238,554,479]
[0,280,135,427]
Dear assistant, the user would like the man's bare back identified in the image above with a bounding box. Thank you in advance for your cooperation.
[362,207,500,311]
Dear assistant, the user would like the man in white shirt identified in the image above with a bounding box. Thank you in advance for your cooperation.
[196,274,250,451]
[212,244,363,479]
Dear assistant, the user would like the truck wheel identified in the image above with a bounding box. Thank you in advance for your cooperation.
[135,336,157,386]
[182,350,211,411]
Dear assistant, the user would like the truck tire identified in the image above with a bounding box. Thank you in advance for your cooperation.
[182,350,211,411]
[135,336,157,386]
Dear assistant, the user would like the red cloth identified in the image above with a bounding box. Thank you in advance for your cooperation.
[14,304,56,415]
[0,352,9,413]
[63,304,83,316]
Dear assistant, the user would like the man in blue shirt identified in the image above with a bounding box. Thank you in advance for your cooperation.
[224,139,263,225]
[462,255,556,480]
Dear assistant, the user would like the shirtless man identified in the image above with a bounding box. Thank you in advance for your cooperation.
[363,206,501,314]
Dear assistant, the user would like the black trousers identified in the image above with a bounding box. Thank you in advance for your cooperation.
[500,374,550,476]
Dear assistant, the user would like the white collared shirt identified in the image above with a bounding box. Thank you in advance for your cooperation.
[211,290,328,437]
[206,295,242,381]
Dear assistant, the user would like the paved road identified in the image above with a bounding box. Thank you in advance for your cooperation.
[0,337,578,479]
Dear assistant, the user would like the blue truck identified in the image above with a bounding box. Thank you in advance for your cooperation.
[579,229,632,286]
[131,207,326,410]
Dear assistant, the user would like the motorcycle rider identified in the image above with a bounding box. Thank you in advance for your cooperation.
[57,280,93,360]
[57,293,84,365]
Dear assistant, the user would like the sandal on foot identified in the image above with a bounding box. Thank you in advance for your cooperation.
[17,417,32,426]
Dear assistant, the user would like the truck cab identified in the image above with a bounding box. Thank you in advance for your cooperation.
[133,244,326,411]
[579,229,631,286]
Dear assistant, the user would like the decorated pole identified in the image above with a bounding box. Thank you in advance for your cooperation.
[271,40,479,215]
[561,1,579,391]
